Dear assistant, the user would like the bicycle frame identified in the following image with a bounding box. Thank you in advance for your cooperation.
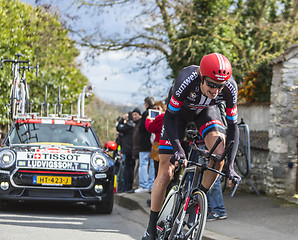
[157,135,234,240]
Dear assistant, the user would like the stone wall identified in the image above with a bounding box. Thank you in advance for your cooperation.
[238,103,270,131]
[236,45,298,197]
[268,45,298,196]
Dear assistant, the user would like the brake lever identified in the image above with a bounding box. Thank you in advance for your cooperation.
[231,178,241,197]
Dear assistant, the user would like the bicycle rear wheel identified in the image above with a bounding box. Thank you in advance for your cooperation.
[169,190,207,240]
[235,141,249,177]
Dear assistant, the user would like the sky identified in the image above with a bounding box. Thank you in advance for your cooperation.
[21,0,172,106]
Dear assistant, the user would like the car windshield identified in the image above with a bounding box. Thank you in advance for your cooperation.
[8,123,100,148]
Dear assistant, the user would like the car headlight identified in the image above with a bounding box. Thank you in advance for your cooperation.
[0,150,16,169]
[91,154,109,172]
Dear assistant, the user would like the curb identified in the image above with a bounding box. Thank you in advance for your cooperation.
[115,193,236,240]
[115,192,150,215]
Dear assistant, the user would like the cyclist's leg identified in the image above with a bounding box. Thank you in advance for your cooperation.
[151,153,174,212]
[143,118,186,239]
[195,105,226,190]
[202,131,226,189]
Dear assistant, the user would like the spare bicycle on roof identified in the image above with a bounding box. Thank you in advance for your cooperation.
[1,53,38,121]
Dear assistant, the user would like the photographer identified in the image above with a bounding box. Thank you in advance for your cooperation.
[116,112,135,192]
[145,101,166,177]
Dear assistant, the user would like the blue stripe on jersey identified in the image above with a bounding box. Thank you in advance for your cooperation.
[168,103,181,112]
[227,114,238,121]
[159,145,173,150]
[201,124,225,138]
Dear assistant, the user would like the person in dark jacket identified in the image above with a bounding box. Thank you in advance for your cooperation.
[116,112,135,192]
[135,96,155,193]
[131,107,142,190]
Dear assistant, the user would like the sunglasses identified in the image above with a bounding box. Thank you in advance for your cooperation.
[204,78,226,89]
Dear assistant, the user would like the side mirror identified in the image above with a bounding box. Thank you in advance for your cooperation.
[104,141,118,151]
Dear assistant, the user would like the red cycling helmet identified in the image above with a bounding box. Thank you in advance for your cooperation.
[200,53,232,82]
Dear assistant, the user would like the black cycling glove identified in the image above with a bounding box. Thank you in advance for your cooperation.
[226,165,241,183]
[170,139,186,165]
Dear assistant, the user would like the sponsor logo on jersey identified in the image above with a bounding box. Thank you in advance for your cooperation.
[226,106,238,121]
[175,70,198,97]
[159,140,173,150]
[199,120,225,138]
[168,95,183,112]
[226,81,237,105]
[226,106,238,116]
[189,92,198,99]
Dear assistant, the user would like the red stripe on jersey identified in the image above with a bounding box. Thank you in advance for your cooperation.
[159,139,172,146]
[199,119,224,136]
[169,95,183,108]
[226,106,238,116]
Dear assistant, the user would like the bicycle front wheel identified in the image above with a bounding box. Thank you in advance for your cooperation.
[169,190,207,240]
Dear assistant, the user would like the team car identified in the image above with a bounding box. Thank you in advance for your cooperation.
[0,87,117,214]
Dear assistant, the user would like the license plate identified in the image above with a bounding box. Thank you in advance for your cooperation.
[33,176,71,185]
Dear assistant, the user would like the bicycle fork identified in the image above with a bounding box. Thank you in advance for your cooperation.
[174,194,202,239]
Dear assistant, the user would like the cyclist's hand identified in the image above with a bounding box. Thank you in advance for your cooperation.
[169,149,186,166]
[227,169,241,187]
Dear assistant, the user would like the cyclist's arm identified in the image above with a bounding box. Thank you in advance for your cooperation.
[226,122,239,167]
[164,66,199,154]
[223,77,240,180]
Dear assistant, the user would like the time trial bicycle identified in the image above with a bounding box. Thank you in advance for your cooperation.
[156,131,239,240]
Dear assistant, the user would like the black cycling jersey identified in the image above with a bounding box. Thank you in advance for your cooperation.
[159,65,239,170]
[167,65,238,123]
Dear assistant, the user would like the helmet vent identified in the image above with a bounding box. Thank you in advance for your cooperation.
[218,70,221,74]
[223,70,226,74]
[213,71,216,74]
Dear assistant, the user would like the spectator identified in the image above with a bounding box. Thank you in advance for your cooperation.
[145,101,166,177]
[207,177,227,221]
[135,96,155,193]
[131,107,142,191]
[116,112,135,192]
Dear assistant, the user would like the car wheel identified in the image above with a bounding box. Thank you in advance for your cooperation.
[94,193,114,214]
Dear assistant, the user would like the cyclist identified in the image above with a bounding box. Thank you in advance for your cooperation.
[142,53,241,240]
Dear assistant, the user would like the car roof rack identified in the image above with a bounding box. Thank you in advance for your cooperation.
[13,86,92,123]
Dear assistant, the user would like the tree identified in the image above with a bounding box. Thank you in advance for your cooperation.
[0,0,88,124]
[34,0,297,102]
